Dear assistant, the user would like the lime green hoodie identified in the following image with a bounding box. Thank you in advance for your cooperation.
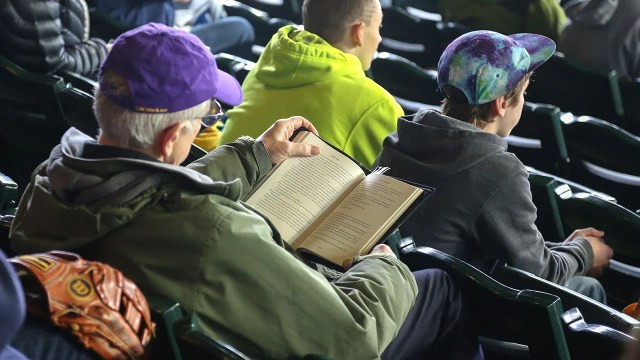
[220,25,404,169]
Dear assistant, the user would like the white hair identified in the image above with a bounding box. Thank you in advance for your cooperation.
[94,71,209,149]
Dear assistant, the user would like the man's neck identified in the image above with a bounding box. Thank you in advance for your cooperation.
[97,133,161,161]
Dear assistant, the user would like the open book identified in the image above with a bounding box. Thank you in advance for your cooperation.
[244,131,430,266]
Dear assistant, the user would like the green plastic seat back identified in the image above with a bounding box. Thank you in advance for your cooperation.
[234,0,301,23]
[508,101,569,173]
[493,265,640,334]
[369,52,441,105]
[223,0,295,51]
[215,52,256,85]
[527,52,624,122]
[561,114,640,211]
[493,265,640,360]
[378,7,440,68]
[400,246,571,360]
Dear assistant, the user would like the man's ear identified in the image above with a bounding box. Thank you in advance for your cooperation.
[350,21,365,46]
[492,96,508,117]
[158,122,183,161]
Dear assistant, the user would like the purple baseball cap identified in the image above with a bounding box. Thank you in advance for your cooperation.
[99,23,243,113]
[437,30,555,105]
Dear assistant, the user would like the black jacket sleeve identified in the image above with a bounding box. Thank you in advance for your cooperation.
[0,0,107,76]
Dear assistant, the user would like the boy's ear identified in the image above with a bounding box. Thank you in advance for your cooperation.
[350,21,365,46]
[492,96,508,117]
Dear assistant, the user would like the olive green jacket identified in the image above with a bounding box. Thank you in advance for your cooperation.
[10,128,417,359]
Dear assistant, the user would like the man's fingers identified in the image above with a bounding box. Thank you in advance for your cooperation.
[286,116,318,136]
[288,143,321,157]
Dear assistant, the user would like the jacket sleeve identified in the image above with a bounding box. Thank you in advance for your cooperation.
[0,0,107,75]
[187,136,272,197]
[195,203,418,358]
[472,167,594,284]
[346,98,404,170]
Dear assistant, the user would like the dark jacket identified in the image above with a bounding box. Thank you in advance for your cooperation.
[559,0,640,80]
[376,110,593,284]
[0,0,107,75]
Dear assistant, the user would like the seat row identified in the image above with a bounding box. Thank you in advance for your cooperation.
[400,244,640,360]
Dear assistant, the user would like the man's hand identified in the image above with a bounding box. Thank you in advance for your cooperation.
[370,244,397,258]
[342,244,398,269]
[563,227,605,243]
[257,117,321,164]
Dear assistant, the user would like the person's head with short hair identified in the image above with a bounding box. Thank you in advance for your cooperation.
[302,0,382,70]
[95,23,243,165]
[437,30,555,137]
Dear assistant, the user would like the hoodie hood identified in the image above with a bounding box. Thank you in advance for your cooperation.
[379,110,508,179]
[564,0,618,27]
[10,128,243,252]
[254,25,364,89]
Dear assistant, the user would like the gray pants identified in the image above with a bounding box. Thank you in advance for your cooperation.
[564,275,607,304]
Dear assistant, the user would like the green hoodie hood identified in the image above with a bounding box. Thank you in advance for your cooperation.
[254,25,364,89]
[221,25,403,169]
[9,129,249,253]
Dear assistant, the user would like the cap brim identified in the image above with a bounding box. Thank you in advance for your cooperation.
[0,345,29,360]
[215,70,243,107]
[509,33,556,73]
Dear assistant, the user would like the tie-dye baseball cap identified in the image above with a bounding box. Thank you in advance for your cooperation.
[437,30,556,105]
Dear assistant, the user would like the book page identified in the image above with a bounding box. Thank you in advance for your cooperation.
[244,132,365,246]
[299,173,423,265]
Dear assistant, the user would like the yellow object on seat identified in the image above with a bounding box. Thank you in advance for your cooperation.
[193,121,223,152]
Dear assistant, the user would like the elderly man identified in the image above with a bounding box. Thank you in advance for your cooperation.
[10,23,482,359]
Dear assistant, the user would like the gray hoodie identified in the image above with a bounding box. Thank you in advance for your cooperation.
[558,0,640,80]
[376,110,593,284]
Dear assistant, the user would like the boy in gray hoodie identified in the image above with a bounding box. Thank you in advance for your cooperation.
[376,30,614,302]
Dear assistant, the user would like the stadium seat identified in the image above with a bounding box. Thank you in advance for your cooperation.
[174,314,251,360]
[560,113,640,211]
[379,6,442,69]
[561,307,638,360]
[493,265,640,337]
[399,244,572,359]
[525,170,640,309]
[144,291,259,360]
[526,52,625,123]
[620,78,640,136]
[0,171,17,258]
[231,0,301,24]
[145,292,186,359]
[0,55,85,194]
[507,102,569,174]
[367,52,442,113]
[215,53,256,85]
[393,0,439,14]
[222,0,294,61]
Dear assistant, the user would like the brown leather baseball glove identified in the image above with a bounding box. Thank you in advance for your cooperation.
[10,251,155,359]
